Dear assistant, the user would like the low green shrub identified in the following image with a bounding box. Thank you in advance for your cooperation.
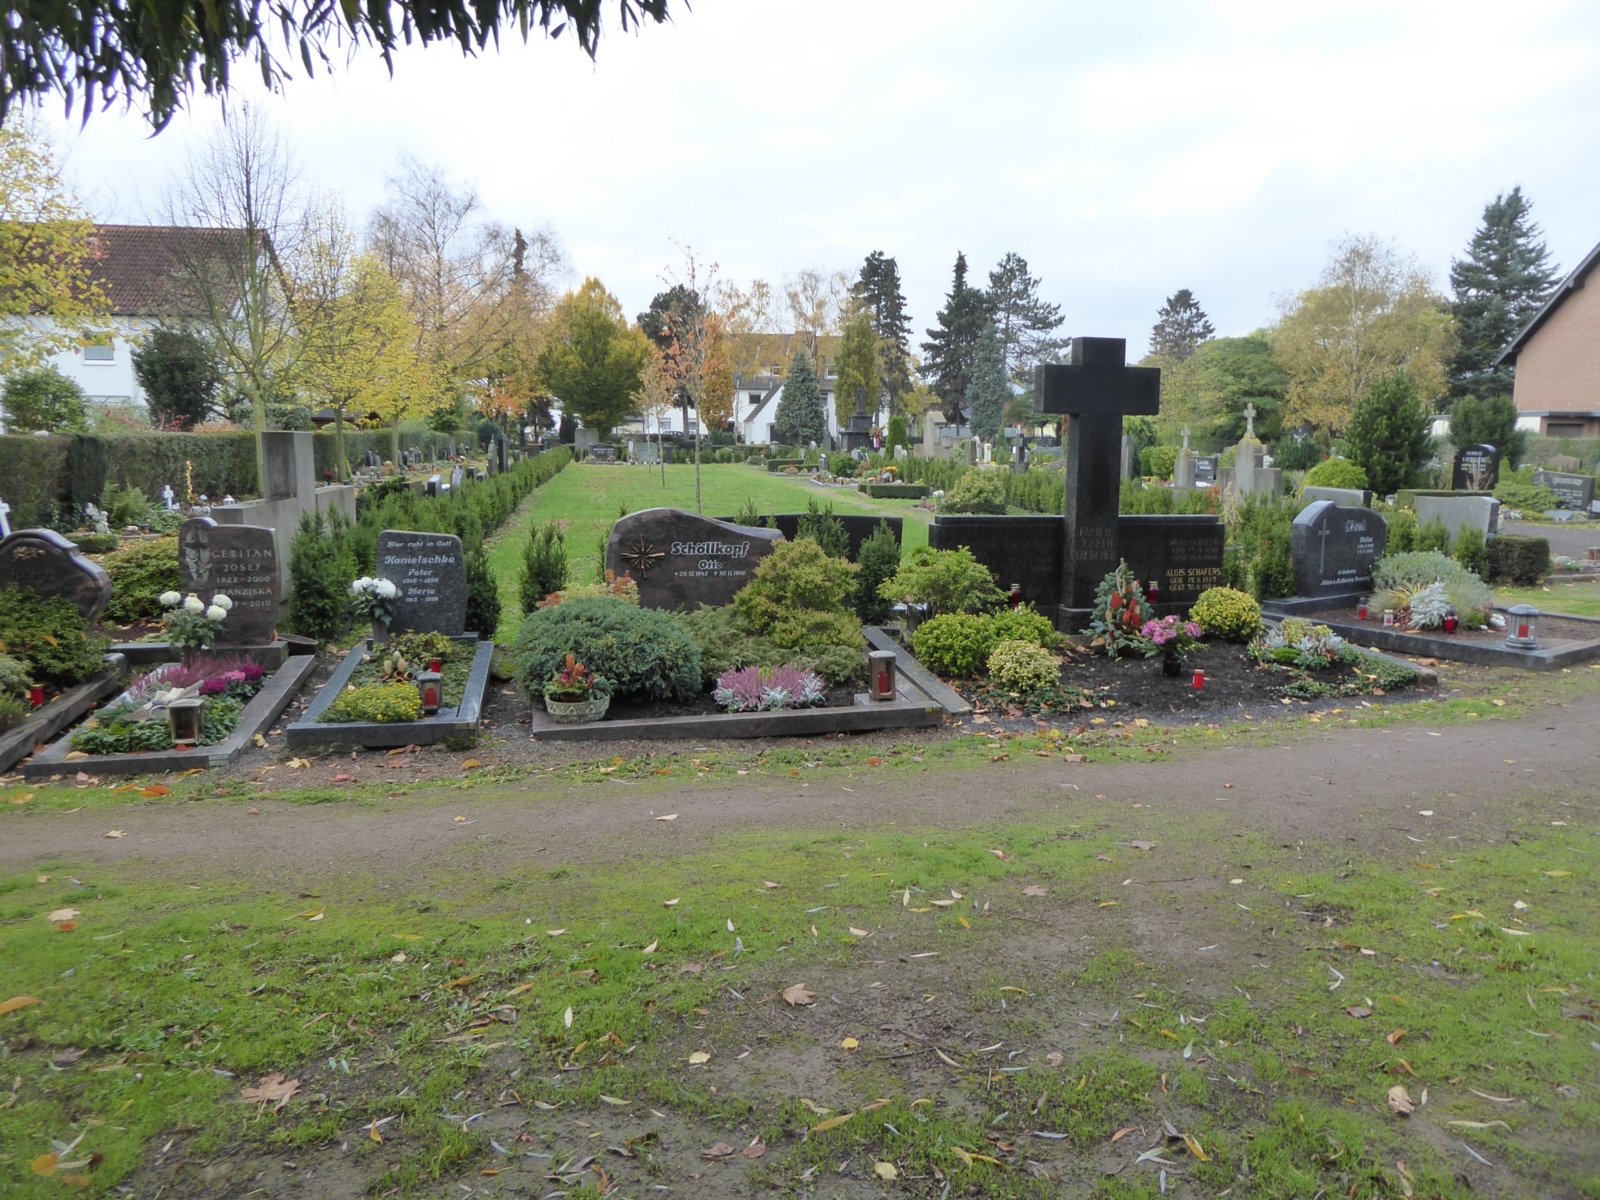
[804,644,867,686]
[1494,466,1560,513]
[795,498,849,559]
[0,587,109,687]
[1371,550,1492,620]
[940,470,1007,514]
[512,597,701,702]
[0,693,28,734]
[1453,525,1489,579]
[1386,507,1418,553]
[854,520,901,623]
[735,540,859,634]
[0,652,30,698]
[988,603,1063,650]
[322,682,424,724]
[100,536,180,624]
[911,613,995,678]
[1303,458,1369,489]
[857,483,929,499]
[1416,516,1451,554]
[69,533,119,553]
[1188,587,1263,641]
[879,546,1005,615]
[986,639,1061,694]
[1486,534,1549,586]
[520,522,568,614]
[1140,445,1178,479]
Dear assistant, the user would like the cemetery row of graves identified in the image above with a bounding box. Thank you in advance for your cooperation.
[2,339,1598,778]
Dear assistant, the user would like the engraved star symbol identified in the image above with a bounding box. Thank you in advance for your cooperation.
[621,538,665,574]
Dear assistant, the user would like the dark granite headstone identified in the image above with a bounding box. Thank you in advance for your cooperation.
[606,508,782,610]
[1193,455,1219,484]
[0,528,112,622]
[1291,501,1387,598]
[1119,516,1227,604]
[178,517,280,643]
[1533,470,1596,512]
[377,531,467,635]
[590,444,618,464]
[1451,443,1500,491]
[929,516,1063,608]
[1037,338,1161,608]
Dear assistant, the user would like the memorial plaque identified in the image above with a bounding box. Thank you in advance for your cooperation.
[1533,470,1596,512]
[1292,501,1387,598]
[606,508,782,611]
[1193,455,1219,484]
[0,529,112,622]
[377,531,467,634]
[1451,443,1500,491]
[1119,516,1227,605]
[178,518,280,643]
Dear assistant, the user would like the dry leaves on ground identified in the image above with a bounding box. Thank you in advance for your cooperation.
[240,1073,300,1111]
[781,983,815,1007]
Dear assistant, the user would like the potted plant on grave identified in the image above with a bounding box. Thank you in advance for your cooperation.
[160,591,231,667]
[1139,614,1204,677]
[542,653,612,724]
[350,576,400,643]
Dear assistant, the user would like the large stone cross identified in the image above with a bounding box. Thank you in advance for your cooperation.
[1036,337,1161,607]
[1243,403,1257,438]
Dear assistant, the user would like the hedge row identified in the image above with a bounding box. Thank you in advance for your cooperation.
[857,483,930,499]
[0,429,467,531]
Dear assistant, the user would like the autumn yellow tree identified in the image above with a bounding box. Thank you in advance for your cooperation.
[1273,235,1456,436]
[0,119,108,375]
[630,346,674,481]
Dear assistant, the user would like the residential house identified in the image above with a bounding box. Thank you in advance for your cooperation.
[1497,240,1600,437]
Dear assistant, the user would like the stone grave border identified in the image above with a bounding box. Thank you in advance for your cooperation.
[22,655,316,779]
[0,656,127,775]
[286,636,494,749]
[525,628,965,743]
[1263,598,1600,671]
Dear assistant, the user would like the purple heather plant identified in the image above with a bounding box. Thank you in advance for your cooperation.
[713,664,828,713]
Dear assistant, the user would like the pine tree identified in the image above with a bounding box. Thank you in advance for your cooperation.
[964,322,1009,443]
[1449,394,1526,465]
[1449,187,1560,399]
[850,251,913,411]
[772,352,827,447]
[1148,289,1215,362]
[1345,372,1432,496]
[985,252,1066,386]
[921,252,989,425]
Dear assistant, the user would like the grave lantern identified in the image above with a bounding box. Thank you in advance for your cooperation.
[29,683,47,708]
[867,650,897,702]
[167,697,207,746]
[416,668,443,715]
[1503,604,1540,650]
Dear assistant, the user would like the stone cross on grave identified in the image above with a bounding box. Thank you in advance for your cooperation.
[1243,403,1257,438]
[1037,337,1161,608]
[1181,427,1190,451]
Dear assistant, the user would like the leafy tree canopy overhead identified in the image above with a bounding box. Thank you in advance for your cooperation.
[3,1,675,131]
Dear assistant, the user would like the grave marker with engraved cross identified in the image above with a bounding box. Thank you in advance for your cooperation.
[1036,337,1161,607]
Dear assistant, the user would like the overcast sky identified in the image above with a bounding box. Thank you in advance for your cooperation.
[38,0,1600,356]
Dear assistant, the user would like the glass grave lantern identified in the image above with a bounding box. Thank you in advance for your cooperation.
[167,696,208,746]
[1503,604,1540,650]
[416,668,443,715]
[867,649,897,702]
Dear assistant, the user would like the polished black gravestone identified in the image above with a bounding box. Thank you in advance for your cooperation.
[179,517,280,643]
[0,528,112,622]
[1194,454,1219,485]
[1534,470,1596,512]
[377,531,467,635]
[1291,501,1387,598]
[1451,443,1500,492]
[606,509,782,610]
[1119,517,1227,604]
[1036,337,1160,607]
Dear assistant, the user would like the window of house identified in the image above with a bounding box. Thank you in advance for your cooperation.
[1545,422,1585,438]
[82,342,115,362]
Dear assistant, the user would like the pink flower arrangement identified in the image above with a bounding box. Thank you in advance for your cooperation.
[713,664,827,713]
[1139,616,1203,656]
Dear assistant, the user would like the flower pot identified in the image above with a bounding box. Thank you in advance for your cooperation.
[544,694,610,724]
[371,619,389,645]
[1161,651,1185,677]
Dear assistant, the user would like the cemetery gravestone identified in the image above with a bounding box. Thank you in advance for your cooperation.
[1452,444,1501,492]
[1037,337,1160,608]
[1291,501,1387,599]
[1533,470,1596,512]
[1193,455,1219,485]
[606,508,782,611]
[377,531,467,635]
[0,529,112,622]
[1302,485,1371,508]
[1415,494,1500,541]
[178,518,280,644]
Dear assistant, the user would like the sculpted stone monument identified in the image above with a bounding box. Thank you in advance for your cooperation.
[606,509,783,610]
[0,529,112,622]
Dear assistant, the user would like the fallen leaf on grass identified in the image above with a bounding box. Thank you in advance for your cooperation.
[812,1113,853,1132]
[762,880,781,889]
[701,1142,735,1161]
[1184,1133,1209,1162]
[1022,885,1048,897]
[951,1146,1003,1167]
[743,1138,767,1159]
[1110,1126,1136,1143]
[31,1152,58,1176]
[1448,1120,1512,1132]
[45,907,80,923]
[988,848,1008,860]
[241,1073,301,1110]
[140,784,170,797]
[1387,1085,1415,1117]
[840,1037,859,1051]
[246,806,260,816]
[1387,1029,1406,1045]
[874,1161,898,1180]
[688,1051,710,1065]
[848,926,870,938]
[103,830,125,839]
[662,898,679,908]
[1130,839,1156,851]
[563,1006,573,1028]
[597,1094,629,1106]
[459,759,484,770]
[2,995,42,1015]
[654,813,679,822]
[781,983,815,1007]
[287,758,310,770]
[1346,1006,1373,1019]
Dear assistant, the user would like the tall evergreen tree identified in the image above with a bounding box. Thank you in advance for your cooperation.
[965,321,1009,443]
[1449,187,1560,399]
[1345,372,1432,496]
[850,250,913,411]
[772,352,827,447]
[1449,394,1526,465]
[134,327,223,429]
[985,252,1066,386]
[833,313,880,428]
[1148,289,1215,362]
[921,252,989,424]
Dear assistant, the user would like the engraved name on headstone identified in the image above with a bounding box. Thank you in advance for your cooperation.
[178,517,280,643]
[377,531,467,635]
[1291,501,1387,598]
[606,508,782,611]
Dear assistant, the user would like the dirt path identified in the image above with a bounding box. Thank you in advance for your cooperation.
[7,693,1594,884]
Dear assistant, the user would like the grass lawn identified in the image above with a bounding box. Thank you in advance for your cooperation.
[3,773,1595,1198]
[1494,579,1600,620]
[485,462,933,640]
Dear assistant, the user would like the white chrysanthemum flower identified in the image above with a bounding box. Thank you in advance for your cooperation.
[212,594,233,610]
[351,577,371,595]
[159,591,182,607]
[205,605,227,622]
[377,579,398,599]
[184,594,205,614]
